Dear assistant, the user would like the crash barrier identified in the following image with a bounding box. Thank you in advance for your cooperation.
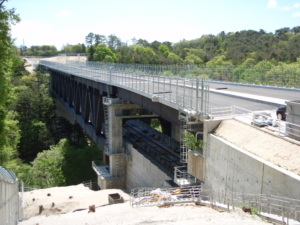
[0,167,20,225]
[210,105,300,141]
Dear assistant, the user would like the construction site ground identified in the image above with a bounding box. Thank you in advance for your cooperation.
[19,184,269,225]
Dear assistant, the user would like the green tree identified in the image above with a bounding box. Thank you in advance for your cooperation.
[93,45,117,62]
[0,2,20,169]
[158,45,170,57]
[184,54,203,65]
[134,46,156,64]
[206,55,232,67]
[85,32,94,46]
[107,34,121,51]
[13,70,55,163]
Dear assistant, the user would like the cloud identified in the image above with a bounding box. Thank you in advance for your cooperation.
[267,0,277,8]
[55,10,70,18]
[280,6,291,11]
[294,3,300,8]
[292,12,300,17]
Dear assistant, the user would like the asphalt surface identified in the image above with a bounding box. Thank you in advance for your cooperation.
[210,82,300,101]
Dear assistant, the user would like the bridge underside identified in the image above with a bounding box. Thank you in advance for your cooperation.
[47,68,184,144]
[45,68,203,189]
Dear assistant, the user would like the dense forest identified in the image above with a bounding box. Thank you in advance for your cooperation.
[81,27,300,66]
[22,27,300,68]
[0,3,101,188]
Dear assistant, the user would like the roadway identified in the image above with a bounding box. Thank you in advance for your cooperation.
[210,82,300,101]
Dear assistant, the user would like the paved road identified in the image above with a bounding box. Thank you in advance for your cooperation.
[210,82,300,100]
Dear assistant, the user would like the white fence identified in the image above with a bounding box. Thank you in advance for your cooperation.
[210,105,300,141]
[0,167,20,225]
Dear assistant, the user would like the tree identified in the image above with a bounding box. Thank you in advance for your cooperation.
[136,39,150,47]
[275,27,290,36]
[93,45,117,62]
[291,26,300,34]
[184,54,203,65]
[13,69,55,163]
[85,32,94,46]
[107,34,121,51]
[134,46,156,64]
[116,45,134,63]
[87,45,96,60]
[218,31,226,40]
[158,45,170,57]
[0,2,20,169]
[150,40,161,51]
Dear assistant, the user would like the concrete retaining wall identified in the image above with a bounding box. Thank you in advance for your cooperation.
[126,144,173,189]
[204,134,300,199]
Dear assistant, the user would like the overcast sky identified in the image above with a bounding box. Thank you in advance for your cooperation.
[6,0,300,50]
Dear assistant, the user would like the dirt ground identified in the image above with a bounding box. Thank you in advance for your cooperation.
[214,119,300,175]
[18,184,269,225]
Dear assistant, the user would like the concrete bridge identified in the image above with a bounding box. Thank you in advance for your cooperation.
[39,59,300,199]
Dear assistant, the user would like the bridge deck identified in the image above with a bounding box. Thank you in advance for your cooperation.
[39,60,295,116]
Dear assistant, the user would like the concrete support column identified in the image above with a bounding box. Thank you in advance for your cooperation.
[106,105,125,182]
[107,106,123,155]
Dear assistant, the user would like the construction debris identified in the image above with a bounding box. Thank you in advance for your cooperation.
[131,186,201,208]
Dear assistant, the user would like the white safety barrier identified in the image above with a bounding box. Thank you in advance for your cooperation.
[0,167,20,225]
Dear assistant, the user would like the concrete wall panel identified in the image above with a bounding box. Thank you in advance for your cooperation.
[126,147,173,189]
[205,134,300,200]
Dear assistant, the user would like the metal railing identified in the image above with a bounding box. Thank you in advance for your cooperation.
[103,97,124,106]
[130,185,201,208]
[92,161,123,179]
[174,166,200,187]
[115,108,158,117]
[64,61,300,89]
[82,180,100,191]
[39,60,210,116]
[210,105,300,141]
[0,167,20,225]
[199,189,300,224]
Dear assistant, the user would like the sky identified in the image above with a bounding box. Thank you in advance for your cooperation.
[6,0,300,50]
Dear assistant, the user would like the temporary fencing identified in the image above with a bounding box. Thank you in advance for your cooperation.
[0,167,20,225]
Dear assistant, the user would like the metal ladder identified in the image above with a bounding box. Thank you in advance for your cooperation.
[180,119,190,163]
[103,98,109,152]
